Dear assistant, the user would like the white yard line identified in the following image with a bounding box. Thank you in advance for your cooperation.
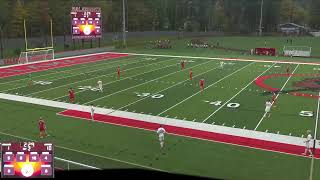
[0,131,166,172]
[0,56,141,86]
[254,64,300,130]
[2,57,145,92]
[202,63,276,123]
[27,57,177,97]
[158,62,255,116]
[313,91,320,141]
[112,61,217,112]
[309,91,320,180]
[84,59,212,105]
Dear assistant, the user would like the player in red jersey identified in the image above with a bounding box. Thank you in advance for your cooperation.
[38,117,47,138]
[69,88,75,103]
[117,66,121,79]
[189,69,193,81]
[286,66,290,74]
[181,60,185,70]
[199,79,205,92]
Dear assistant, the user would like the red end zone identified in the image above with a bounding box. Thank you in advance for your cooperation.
[58,109,320,159]
[0,53,129,78]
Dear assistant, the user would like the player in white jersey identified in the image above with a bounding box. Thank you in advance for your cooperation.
[265,100,272,118]
[157,125,166,149]
[97,80,103,92]
[219,61,224,69]
[90,104,95,121]
[302,130,313,157]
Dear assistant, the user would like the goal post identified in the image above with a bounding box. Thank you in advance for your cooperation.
[18,48,54,64]
[18,19,54,64]
[283,46,312,57]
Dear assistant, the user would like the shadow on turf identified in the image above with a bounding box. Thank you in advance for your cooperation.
[52,169,223,179]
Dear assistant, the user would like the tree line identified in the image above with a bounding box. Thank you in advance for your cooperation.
[0,0,319,39]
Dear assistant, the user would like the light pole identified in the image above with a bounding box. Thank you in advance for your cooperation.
[122,0,127,47]
[259,0,264,36]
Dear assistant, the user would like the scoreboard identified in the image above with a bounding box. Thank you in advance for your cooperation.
[71,7,102,39]
[1,142,54,178]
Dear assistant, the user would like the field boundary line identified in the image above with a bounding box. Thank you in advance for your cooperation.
[0,93,318,148]
[28,57,177,97]
[254,64,300,130]
[57,109,320,160]
[158,62,255,116]
[202,63,276,123]
[118,52,320,66]
[0,131,165,172]
[83,59,211,105]
[113,61,220,112]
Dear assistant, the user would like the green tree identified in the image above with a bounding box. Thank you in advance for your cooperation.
[10,0,27,37]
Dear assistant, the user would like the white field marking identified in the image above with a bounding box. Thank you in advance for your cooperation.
[165,115,169,118]
[84,59,212,105]
[254,64,300,130]
[30,58,178,97]
[183,118,186,120]
[232,125,235,128]
[265,130,269,133]
[202,63,276,123]
[243,126,246,129]
[309,157,315,180]
[0,56,142,86]
[0,131,166,172]
[212,122,215,124]
[114,61,218,112]
[309,91,320,180]
[2,93,319,151]
[2,57,145,93]
[118,52,320,66]
[158,62,255,116]
[57,112,320,162]
[289,133,291,136]
[313,91,320,141]
[277,131,280,134]
[302,135,304,138]
[222,123,225,126]
[193,119,196,122]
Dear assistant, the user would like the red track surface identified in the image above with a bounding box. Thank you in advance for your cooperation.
[58,109,320,159]
[0,53,129,78]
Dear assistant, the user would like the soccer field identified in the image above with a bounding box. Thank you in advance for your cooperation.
[1,52,320,179]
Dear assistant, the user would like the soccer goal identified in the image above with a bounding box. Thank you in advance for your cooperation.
[283,46,312,57]
[18,48,54,64]
[18,19,54,64]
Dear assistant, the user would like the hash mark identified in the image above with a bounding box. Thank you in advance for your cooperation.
[183,118,186,120]
[174,116,178,119]
[277,131,280,134]
[232,125,235,128]
[265,129,268,133]
[222,123,225,126]
[243,126,246,129]
[212,122,215,124]
[193,119,196,122]
[289,133,292,136]
[165,115,169,118]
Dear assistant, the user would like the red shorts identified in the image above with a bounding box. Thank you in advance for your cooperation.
[39,128,45,132]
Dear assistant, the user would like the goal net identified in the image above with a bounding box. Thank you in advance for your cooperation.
[18,48,54,64]
[283,46,312,57]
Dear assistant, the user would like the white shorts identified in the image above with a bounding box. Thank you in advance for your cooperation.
[99,85,103,90]
[159,135,164,142]
[305,143,311,149]
[265,107,271,113]
[91,112,94,117]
